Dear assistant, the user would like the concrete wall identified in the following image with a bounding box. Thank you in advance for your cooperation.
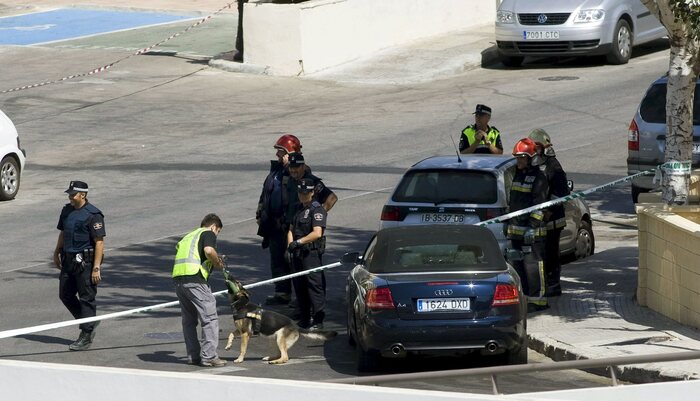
[637,205,700,329]
[244,0,497,75]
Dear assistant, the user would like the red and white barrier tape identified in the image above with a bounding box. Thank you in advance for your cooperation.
[0,2,234,94]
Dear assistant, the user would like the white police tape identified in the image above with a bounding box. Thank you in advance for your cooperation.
[0,261,342,339]
[0,2,234,94]
[476,167,656,227]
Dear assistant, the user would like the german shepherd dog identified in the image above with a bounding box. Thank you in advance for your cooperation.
[224,275,337,364]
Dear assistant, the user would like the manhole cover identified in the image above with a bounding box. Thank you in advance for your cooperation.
[144,332,183,340]
[538,76,580,81]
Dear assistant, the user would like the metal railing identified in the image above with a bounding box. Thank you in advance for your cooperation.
[326,351,700,395]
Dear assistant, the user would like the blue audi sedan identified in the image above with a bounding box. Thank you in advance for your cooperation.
[344,225,527,372]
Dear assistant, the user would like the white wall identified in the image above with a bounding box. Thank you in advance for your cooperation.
[245,0,497,75]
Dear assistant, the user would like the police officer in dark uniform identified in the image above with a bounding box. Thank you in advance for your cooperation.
[529,129,569,296]
[459,104,504,154]
[287,178,327,330]
[52,181,106,351]
[506,139,549,310]
[287,152,337,212]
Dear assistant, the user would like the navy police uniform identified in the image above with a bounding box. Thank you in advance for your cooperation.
[288,178,328,328]
[56,181,105,340]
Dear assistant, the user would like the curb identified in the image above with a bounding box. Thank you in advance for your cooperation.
[528,334,697,383]
[208,58,269,75]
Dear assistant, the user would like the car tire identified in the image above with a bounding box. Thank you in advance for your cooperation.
[574,220,595,260]
[606,19,632,65]
[500,56,524,67]
[346,311,356,347]
[0,156,20,201]
[505,342,528,365]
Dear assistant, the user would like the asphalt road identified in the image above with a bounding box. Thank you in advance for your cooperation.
[0,15,669,394]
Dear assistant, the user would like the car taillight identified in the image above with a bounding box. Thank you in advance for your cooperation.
[628,119,639,151]
[366,287,395,309]
[380,205,400,221]
[492,284,520,307]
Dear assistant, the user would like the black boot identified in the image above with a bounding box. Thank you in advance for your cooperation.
[69,331,92,351]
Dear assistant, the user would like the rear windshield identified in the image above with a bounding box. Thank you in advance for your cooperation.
[392,169,497,204]
[639,83,700,124]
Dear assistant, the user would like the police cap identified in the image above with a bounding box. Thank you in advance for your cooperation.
[297,177,315,194]
[288,152,305,167]
[473,104,492,116]
[65,180,89,194]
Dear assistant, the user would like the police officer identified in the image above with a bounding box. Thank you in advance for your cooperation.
[528,129,569,296]
[172,214,226,367]
[52,181,105,351]
[257,134,302,306]
[459,104,504,154]
[287,152,337,212]
[287,178,327,330]
[506,139,549,310]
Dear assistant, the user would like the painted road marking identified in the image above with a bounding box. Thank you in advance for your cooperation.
[0,8,193,46]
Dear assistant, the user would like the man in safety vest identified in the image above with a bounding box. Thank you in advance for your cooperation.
[506,138,549,310]
[459,104,504,154]
[173,214,226,367]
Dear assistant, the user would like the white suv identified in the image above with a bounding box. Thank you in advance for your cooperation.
[495,0,667,67]
[0,109,26,201]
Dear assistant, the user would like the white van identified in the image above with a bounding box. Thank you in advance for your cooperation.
[495,0,667,66]
[0,110,26,201]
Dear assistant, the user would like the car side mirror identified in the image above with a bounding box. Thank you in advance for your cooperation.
[567,180,574,192]
[341,252,361,265]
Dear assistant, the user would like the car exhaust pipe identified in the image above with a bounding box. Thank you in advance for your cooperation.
[485,341,499,353]
[390,343,405,356]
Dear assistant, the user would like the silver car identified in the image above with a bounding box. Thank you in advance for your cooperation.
[495,0,666,67]
[379,155,594,260]
[628,75,700,202]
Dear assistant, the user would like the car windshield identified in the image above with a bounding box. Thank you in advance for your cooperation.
[640,83,700,125]
[367,227,506,273]
[392,169,497,204]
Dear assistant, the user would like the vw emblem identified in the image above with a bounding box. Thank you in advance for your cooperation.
[538,14,548,24]
[435,289,453,296]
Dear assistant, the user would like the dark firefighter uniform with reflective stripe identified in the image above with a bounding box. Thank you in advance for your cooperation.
[506,165,549,307]
[290,200,327,327]
[540,155,569,296]
[459,125,503,154]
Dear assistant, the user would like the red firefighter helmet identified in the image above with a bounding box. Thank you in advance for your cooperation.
[512,137,537,158]
[274,134,302,154]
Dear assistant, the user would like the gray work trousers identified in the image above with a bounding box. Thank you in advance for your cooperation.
[174,280,220,361]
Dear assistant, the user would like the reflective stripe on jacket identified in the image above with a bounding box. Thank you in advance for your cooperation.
[172,228,212,280]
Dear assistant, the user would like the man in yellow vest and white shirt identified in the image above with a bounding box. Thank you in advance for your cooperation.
[459,104,504,154]
[172,213,226,367]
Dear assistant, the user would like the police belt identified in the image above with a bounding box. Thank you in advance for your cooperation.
[302,236,326,254]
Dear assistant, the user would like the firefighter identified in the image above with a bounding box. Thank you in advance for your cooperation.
[529,128,569,296]
[506,138,549,309]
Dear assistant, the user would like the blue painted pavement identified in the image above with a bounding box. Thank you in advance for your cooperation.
[0,8,191,45]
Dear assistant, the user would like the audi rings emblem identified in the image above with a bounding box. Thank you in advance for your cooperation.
[538,14,548,24]
[434,289,453,296]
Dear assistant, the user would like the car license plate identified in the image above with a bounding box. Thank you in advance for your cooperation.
[693,144,700,154]
[417,298,471,312]
[421,213,465,223]
[523,30,560,40]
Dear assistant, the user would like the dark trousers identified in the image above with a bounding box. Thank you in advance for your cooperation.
[59,257,97,332]
[268,229,292,296]
[545,228,563,294]
[235,0,247,60]
[510,239,547,305]
[291,250,325,325]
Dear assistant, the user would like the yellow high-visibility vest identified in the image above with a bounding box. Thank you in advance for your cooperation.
[172,228,212,280]
[462,126,500,151]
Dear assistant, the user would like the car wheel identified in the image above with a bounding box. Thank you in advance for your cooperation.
[346,310,356,347]
[505,343,528,365]
[500,56,524,67]
[606,19,632,64]
[0,156,20,201]
[574,220,595,260]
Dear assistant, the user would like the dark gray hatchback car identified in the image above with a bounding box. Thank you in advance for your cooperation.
[380,155,594,260]
[628,75,700,202]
